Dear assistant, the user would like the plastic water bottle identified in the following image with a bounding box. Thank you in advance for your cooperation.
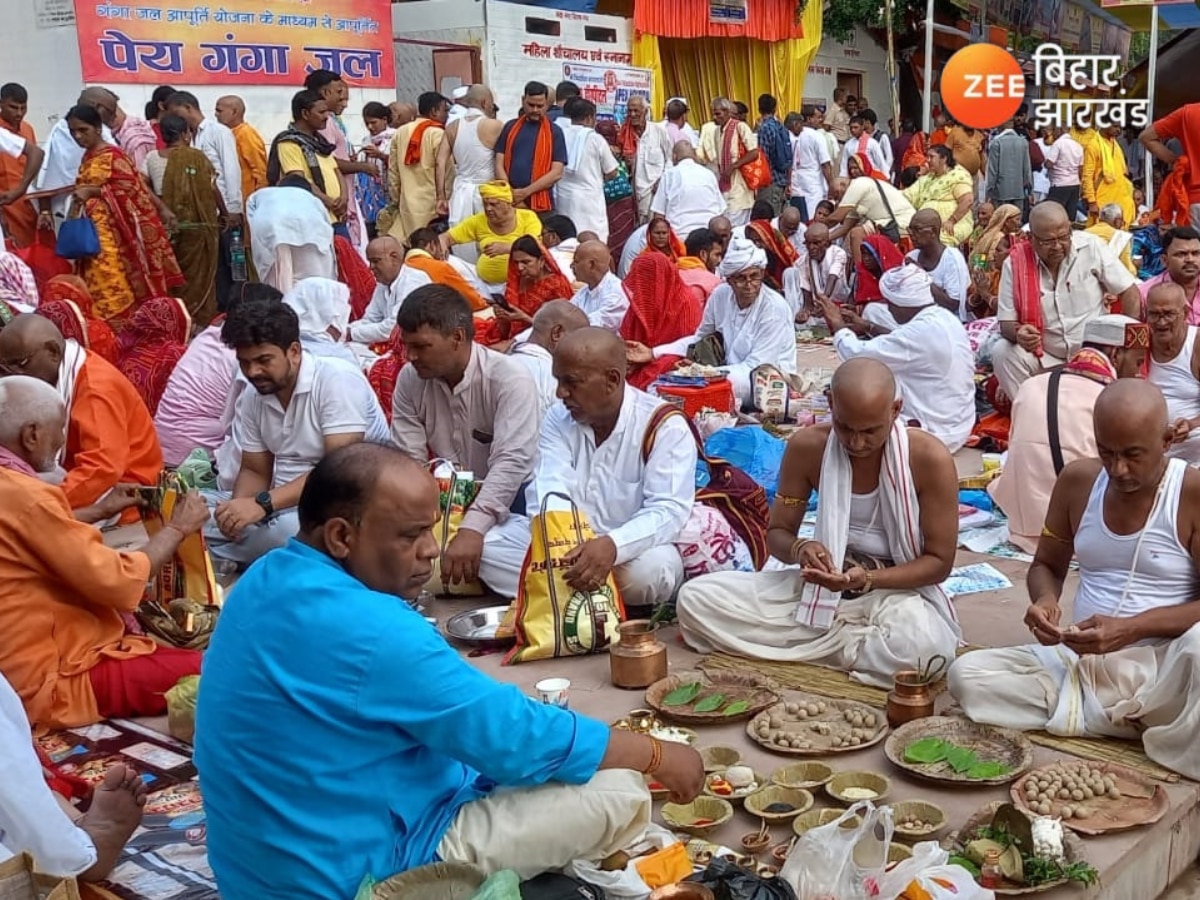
[229,227,248,282]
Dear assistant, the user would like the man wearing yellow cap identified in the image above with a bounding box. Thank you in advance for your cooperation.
[441,181,543,289]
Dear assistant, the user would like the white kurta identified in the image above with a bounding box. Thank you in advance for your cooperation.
[838,135,890,178]
[478,386,697,608]
[833,306,975,452]
[791,127,832,218]
[557,122,619,242]
[36,119,116,221]
[0,675,97,874]
[571,272,629,332]
[348,267,431,345]
[617,225,649,278]
[632,122,674,221]
[654,284,797,406]
[905,247,971,321]
[783,246,849,315]
[245,186,336,293]
[649,159,726,243]
[509,342,558,413]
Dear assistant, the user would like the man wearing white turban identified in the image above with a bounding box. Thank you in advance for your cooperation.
[626,237,796,407]
[818,265,976,452]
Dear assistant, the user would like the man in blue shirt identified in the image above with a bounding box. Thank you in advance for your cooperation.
[494,81,567,214]
[755,93,793,217]
[195,443,704,900]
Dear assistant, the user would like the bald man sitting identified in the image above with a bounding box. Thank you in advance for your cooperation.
[570,241,629,331]
[484,328,698,614]
[510,301,589,412]
[785,221,847,320]
[0,315,163,515]
[215,94,268,201]
[678,359,962,688]
[951,380,1200,780]
[0,376,210,731]
[994,201,1141,400]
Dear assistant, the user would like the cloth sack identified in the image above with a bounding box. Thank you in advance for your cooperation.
[740,149,772,192]
[686,332,725,367]
[55,209,100,260]
[675,504,753,579]
[504,493,625,664]
[165,673,199,743]
[751,364,797,420]
[780,801,893,900]
[426,461,485,597]
[0,853,81,900]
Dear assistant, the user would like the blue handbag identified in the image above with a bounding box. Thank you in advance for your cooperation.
[56,214,101,260]
[604,162,633,204]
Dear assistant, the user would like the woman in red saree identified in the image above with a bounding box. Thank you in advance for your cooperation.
[39,275,120,363]
[620,253,703,390]
[116,295,192,415]
[847,152,889,182]
[854,233,905,304]
[66,104,183,330]
[488,235,573,343]
[641,214,686,264]
[744,220,799,292]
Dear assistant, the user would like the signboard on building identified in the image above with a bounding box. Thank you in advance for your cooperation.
[709,0,747,25]
[562,62,652,119]
[73,0,395,86]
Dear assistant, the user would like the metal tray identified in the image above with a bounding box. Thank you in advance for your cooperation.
[444,605,514,647]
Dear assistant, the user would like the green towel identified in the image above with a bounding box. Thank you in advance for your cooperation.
[175,449,216,491]
[470,871,521,900]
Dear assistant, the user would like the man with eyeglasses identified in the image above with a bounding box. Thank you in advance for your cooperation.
[784,222,847,321]
[1139,226,1200,325]
[993,201,1141,401]
[625,237,795,409]
[1147,282,1200,465]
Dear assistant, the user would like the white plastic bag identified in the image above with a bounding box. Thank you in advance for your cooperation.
[565,824,678,899]
[780,801,894,900]
[894,866,996,900]
[873,840,949,898]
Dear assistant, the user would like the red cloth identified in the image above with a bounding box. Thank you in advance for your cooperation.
[39,275,120,364]
[116,296,190,415]
[852,151,889,181]
[616,121,641,163]
[9,230,71,297]
[87,645,201,720]
[1009,239,1044,357]
[901,132,928,172]
[334,236,376,321]
[621,253,702,389]
[745,220,799,291]
[854,234,905,304]
[642,216,687,263]
[1158,156,1192,227]
[633,0,805,42]
[368,326,407,422]
[500,241,572,332]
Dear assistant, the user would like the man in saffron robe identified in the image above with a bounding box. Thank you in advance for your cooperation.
[0,315,162,512]
[0,375,209,730]
[1083,124,1136,227]
[494,81,567,214]
[0,83,45,247]
[389,91,449,244]
[216,95,268,202]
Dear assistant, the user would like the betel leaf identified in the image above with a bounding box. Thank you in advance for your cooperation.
[693,693,726,713]
[948,856,981,878]
[967,761,1013,779]
[903,737,950,764]
[662,682,703,707]
[946,745,980,774]
[723,699,750,716]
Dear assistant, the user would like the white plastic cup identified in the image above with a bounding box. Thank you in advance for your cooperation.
[535,677,571,708]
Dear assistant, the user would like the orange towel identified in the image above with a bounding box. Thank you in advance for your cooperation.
[404,119,444,166]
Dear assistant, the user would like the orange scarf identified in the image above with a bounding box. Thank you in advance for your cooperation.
[901,132,927,171]
[503,116,554,212]
[405,252,488,311]
[404,119,444,166]
[677,256,707,271]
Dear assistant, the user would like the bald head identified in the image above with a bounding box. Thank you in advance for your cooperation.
[0,375,66,472]
[830,177,849,201]
[673,140,697,164]
[779,206,802,233]
[79,86,116,107]
[556,326,627,374]
[829,359,901,457]
[1030,201,1070,232]
[390,102,416,128]
[464,85,494,111]
[529,299,588,352]
[805,222,830,243]
[214,95,246,128]
[366,236,405,285]
[1094,380,1171,492]
[708,216,732,247]
[571,240,612,289]
[911,208,941,232]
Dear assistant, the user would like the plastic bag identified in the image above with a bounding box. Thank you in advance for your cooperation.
[780,801,893,900]
[703,427,786,503]
[566,825,680,898]
[895,867,995,900]
[873,841,949,898]
[685,857,797,900]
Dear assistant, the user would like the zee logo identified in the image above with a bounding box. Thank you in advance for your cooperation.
[940,44,1027,130]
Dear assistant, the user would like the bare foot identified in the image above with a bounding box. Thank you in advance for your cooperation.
[78,764,147,881]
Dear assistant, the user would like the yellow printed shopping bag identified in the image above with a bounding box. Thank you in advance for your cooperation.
[505,493,625,663]
[426,460,485,597]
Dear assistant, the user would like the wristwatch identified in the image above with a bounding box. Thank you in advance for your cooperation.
[255,491,275,518]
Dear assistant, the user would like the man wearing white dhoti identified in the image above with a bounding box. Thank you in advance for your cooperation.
[555,99,620,243]
[950,380,1200,780]
[1146,283,1200,466]
[790,106,833,223]
[436,86,502,264]
[480,328,697,614]
[624,238,796,409]
[390,285,540,592]
[676,358,961,688]
[245,177,336,293]
[821,266,975,452]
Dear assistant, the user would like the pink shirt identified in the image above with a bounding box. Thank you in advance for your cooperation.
[1043,136,1083,188]
[1140,271,1200,325]
[679,267,721,306]
[153,325,237,466]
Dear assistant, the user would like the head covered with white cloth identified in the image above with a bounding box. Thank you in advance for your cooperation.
[718,237,768,279]
[283,278,352,342]
[880,265,935,311]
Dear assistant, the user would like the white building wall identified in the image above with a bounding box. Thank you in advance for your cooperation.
[803,28,894,125]
[13,2,394,151]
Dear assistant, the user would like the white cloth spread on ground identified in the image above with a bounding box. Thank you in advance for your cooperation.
[676,424,961,688]
[478,387,697,608]
[571,272,629,332]
[951,459,1200,779]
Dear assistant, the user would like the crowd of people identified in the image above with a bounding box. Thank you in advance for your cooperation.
[3,65,1200,900]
